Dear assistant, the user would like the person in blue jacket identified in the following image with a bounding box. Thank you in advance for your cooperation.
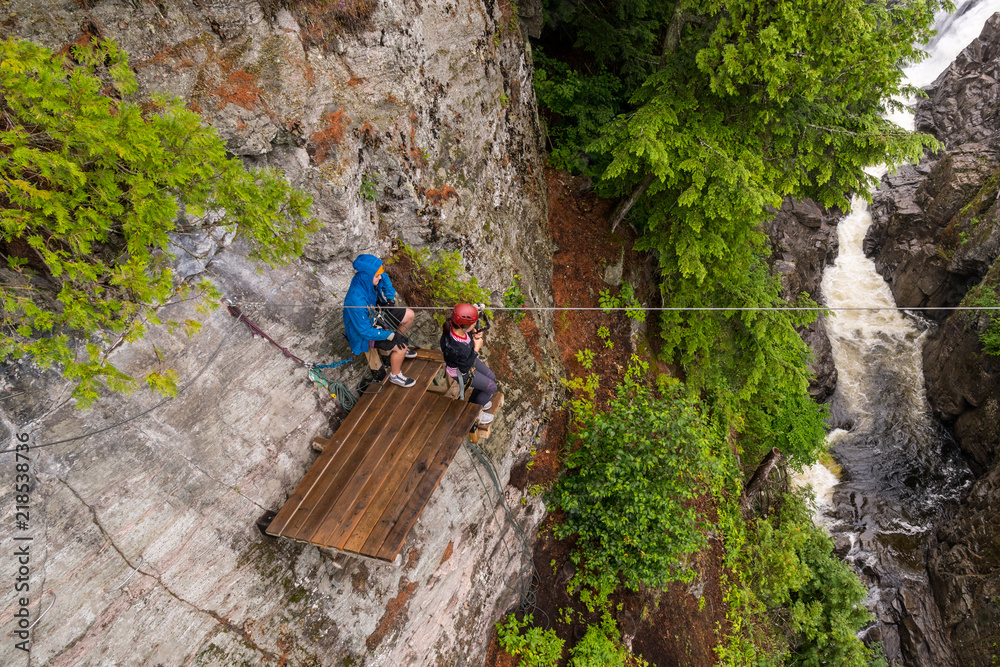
[344,254,417,387]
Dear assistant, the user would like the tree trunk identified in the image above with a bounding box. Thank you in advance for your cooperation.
[608,4,687,232]
[609,173,655,232]
[740,447,782,515]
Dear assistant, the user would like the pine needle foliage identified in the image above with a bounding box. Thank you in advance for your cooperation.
[720,493,874,666]
[0,38,317,407]
[537,0,948,468]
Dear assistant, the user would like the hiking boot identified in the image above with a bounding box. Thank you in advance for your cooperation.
[389,373,415,387]
[404,348,418,359]
[482,400,492,410]
[478,411,495,425]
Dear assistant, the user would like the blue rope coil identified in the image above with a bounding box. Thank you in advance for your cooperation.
[312,359,353,370]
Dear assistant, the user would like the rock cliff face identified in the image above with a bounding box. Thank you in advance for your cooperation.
[764,199,842,402]
[864,13,1000,666]
[0,1,560,665]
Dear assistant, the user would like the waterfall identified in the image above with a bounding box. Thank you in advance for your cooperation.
[792,2,999,664]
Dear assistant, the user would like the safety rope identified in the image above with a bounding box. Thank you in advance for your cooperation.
[225,301,307,365]
[309,367,358,411]
[224,300,360,410]
[464,436,546,625]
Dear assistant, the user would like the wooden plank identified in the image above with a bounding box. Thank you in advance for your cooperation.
[279,362,426,540]
[340,393,456,553]
[413,348,443,362]
[354,397,470,555]
[290,359,435,542]
[375,401,482,560]
[324,390,449,550]
[266,372,389,537]
[295,360,435,545]
[339,395,455,553]
[310,360,441,547]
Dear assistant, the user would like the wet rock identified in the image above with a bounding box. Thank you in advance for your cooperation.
[866,146,999,319]
[922,264,1000,473]
[928,464,1000,667]
[861,13,1000,667]
[867,16,1000,318]
[916,13,1000,149]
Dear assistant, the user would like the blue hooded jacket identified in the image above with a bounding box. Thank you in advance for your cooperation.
[343,254,398,354]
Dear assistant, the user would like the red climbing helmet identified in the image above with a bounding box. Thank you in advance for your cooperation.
[451,303,479,327]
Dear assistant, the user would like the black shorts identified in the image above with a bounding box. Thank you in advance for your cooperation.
[373,337,402,351]
[373,306,407,330]
[372,306,408,351]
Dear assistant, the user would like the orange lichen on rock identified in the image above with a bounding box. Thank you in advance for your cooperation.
[348,76,364,87]
[366,580,418,651]
[308,108,348,164]
[215,69,263,110]
[438,541,454,566]
[426,185,458,206]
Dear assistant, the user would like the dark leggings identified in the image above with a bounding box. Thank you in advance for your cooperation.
[465,358,497,406]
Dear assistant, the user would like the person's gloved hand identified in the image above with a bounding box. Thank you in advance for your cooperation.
[385,298,396,307]
[393,333,410,348]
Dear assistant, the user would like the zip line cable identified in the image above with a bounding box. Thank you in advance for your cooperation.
[250,304,1000,312]
[5,292,998,456]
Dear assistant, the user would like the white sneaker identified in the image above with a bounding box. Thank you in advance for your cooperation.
[389,373,415,387]
[479,411,495,425]
[482,401,492,410]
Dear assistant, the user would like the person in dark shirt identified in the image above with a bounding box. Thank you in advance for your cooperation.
[343,254,416,387]
[440,303,497,424]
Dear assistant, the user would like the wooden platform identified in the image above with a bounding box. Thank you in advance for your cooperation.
[265,351,482,562]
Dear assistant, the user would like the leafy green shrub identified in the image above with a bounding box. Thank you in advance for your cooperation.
[503,273,527,322]
[359,172,379,201]
[716,492,874,666]
[394,243,490,323]
[550,358,722,605]
[0,37,316,407]
[750,494,873,666]
[597,325,613,349]
[575,348,595,369]
[965,280,1000,357]
[496,613,564,667]
[598,281,645,322]
[561,371,599,427]
[569,613,648,667]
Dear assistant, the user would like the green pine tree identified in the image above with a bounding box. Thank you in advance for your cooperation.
[0,37,318,407]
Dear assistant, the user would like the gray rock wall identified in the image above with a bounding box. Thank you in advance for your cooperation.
[0,1,560,665]
[863,13,1000,666]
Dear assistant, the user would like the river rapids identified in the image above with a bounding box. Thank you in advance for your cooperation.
[793,2,999,665]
